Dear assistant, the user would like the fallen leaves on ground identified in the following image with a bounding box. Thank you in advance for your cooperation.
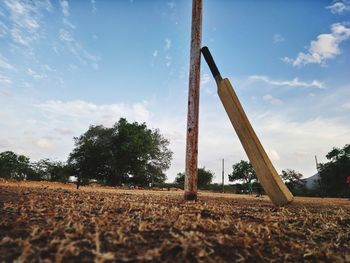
[0,181,349,262]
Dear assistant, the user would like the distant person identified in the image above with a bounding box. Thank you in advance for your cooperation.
[76,177,81,189]
[256,186,263,197]
[247,182,253,195]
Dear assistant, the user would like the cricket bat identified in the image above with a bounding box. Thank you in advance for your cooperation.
[201,46,293,206]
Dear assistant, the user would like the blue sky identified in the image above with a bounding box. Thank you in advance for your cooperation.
[0,0,349,183]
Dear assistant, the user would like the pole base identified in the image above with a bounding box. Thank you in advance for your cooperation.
[184,191,197,201]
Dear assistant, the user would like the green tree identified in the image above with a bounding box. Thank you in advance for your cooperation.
[281,169,306,192]
[319,144,350,197]
[32,159,71,182]
[68,125,112,185]
[0,151,32,180]
[68,118,172,187]
[174,172,185,186]
[228,160,257,185]
[198,167,214,187]
[174,167,214,188]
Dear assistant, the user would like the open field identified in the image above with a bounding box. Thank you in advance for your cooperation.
[1,180,349,262]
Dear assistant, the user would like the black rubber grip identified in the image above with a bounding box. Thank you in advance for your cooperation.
[201,46,221,79]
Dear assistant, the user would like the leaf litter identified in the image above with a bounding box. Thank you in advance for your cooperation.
[0,181,349,262]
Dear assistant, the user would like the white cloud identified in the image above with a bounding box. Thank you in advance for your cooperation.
[0,138,12,148]
[59,29,74,42]
[165,54,172,67]
[22,82,32,88]
[268,149,281,161]
[0,21,8,37]
[4,0,52,46]
[0,73,12,84]
[273,34,285,43]
[27,68,45,79]
[58,2,100,70]
[164,38,171,50]
[60,0,70,17]
[247,113,350,176]
[283,23,350,67]
[153,50,158,57]
[326,1,350,14]
[0,55,15,71]
[10,28,33,46]
[341,102,350,110]
[35,138,52,149]
[263,94,283,105]
[54,127,75,135]
[41,64,55,72]
[36,100,151,126]
[250,75,324,89]
[0,99,152,160]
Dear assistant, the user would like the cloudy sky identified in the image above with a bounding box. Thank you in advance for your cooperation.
[0,0,349,183]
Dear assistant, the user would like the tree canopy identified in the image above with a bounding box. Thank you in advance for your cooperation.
[0,151,70,182]
[68,118,173,186]
[281,169,306,192]
[174,167,214,188]
[0,151,32,180]
[228,160,257,185]
[319,144,350,197]
[31,159,71,182]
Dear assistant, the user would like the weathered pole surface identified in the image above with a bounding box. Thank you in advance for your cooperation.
[184,0,202,201]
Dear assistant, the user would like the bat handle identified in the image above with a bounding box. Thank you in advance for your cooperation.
[201,46,222,83]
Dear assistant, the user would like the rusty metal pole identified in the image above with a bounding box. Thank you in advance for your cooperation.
[184,0,202,201]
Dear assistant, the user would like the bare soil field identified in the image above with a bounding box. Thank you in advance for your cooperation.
[0,180,349,262]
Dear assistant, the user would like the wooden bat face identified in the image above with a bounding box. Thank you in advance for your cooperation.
[218,78,293,206]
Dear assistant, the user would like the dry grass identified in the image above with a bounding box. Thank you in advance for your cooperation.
[0,180,349,262]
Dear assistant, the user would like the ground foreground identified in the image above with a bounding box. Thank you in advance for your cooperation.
[0,181,349,262]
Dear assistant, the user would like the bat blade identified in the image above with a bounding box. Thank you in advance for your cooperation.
[218,78,293,206]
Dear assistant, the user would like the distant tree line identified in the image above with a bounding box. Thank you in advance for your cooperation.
[0,151,70,183]
[0,118,173,188]
[226,144,350,198]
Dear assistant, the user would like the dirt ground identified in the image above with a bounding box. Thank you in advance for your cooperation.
[0,180,349,262]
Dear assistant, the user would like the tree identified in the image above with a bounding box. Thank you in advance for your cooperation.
[68,125,112,185]
[228,160,257,185]
[174,172,185,186]
[174,167,214,189]
[319,144,350,197]
[0,151,70,182]
[0,151,32,180]
[281,169,306,192]
[198,167,214,187]
[32,159,71,183]
[68,118,173,187]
